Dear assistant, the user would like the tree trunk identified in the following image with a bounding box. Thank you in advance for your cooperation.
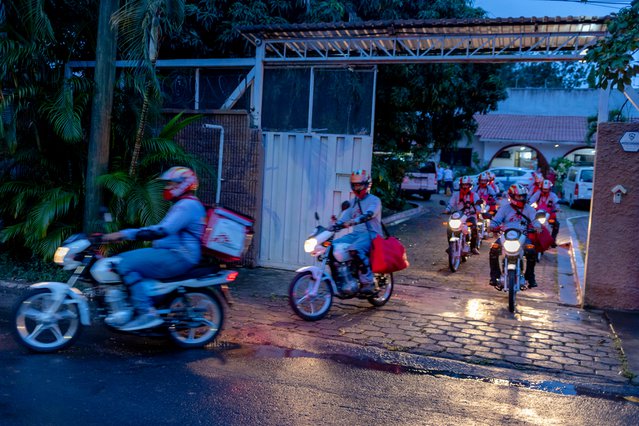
[84,0,120,233]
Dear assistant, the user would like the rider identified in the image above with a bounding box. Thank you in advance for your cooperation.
[476,172,497,206]
[444,176,482,255]
[489,183,539,289]
[334,169,383,295]
[528,179,560,247]
[487,171,501,196]
[103,166,206,331]
[527,171,544,200]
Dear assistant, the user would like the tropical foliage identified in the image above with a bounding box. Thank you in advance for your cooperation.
[498,62,595,89]
[585,0,639,91]
[1,0,510,260]
[0,1,95,258]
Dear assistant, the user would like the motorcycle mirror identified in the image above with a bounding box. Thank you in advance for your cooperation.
[341,200,350,211]
[314,212,320,221]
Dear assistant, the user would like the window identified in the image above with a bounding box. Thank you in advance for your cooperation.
[580,169,594,183]
[568,170,577,181]
[419,162,437,173]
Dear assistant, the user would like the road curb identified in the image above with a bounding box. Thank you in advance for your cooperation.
[383,202,428,227]
[565,214,587,305]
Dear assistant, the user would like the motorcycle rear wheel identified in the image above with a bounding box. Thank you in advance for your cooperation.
[289,271,333,321]
[166,291,224,348]
[448,240,461,272]
[508,270,517,313]
[368,273,394,307]
[12,288,83,353]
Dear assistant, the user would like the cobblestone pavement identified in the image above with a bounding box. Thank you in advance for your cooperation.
[222,194,634,390]
[0,196,634,392]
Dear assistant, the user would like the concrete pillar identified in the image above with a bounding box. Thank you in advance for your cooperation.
[584,122,639,310]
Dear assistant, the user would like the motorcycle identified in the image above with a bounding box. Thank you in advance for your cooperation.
[288,213,394,321]
[476,202,492,246]
[11,233,237,353]
[440,200,482,272]
[495,210,546,312]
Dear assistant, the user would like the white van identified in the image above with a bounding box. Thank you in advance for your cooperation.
[561,166,593,208]
[400,161,437,200]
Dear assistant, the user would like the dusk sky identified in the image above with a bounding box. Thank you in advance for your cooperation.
[472,0,631,18]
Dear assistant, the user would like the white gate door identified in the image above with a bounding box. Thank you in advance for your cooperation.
[259,132,373,269]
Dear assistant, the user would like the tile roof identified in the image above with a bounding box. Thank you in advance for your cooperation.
[474,114,589,143]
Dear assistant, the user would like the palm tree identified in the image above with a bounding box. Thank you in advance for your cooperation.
[0,1,95,258]
[111,0,186,177]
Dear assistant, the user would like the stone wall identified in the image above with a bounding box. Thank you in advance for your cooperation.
[584,122,639,310]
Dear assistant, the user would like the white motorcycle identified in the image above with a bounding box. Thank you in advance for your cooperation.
[11,233,237,353]
[496,211,546,312]
[440,200,476,272]
[288,213,394,321]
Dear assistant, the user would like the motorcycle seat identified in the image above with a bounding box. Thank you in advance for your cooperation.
[157,263,221,282]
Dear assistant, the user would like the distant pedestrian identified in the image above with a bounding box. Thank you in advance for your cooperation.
[436,163,444,194]
[443,166,454,196]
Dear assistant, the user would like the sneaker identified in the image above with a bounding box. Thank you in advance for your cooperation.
[471,248,480,255]
[120,312,163,331]
[489,278,499,287]
[359,282,375,295]
[527,280,538,289]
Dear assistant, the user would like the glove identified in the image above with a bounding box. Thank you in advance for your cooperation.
[331,221,346,232]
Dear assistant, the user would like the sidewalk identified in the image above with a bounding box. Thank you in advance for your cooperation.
[561,209,639,387]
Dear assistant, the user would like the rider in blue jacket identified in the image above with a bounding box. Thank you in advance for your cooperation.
[334,170,383,294]
[103,166,206,331]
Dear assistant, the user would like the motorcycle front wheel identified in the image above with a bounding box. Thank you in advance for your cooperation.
[508,270,517,313]
[12,289,83,353]
[166,291,224,348]
[289,271,333,321]
[368,273,394,307]
[448,240,461,272]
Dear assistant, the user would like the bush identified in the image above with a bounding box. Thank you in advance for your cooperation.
[371,154,407,211]
[0,250,71,283]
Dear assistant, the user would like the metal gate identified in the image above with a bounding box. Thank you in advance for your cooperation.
[258,132,372,269]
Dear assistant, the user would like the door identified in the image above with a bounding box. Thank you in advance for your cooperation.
[258,131,373,269]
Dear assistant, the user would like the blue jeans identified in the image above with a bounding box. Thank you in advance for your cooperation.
[116,248,195,313]
[333,231,375,284]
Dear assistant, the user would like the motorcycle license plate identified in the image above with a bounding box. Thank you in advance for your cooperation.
[449,237,460,242]
[507,263,517,270]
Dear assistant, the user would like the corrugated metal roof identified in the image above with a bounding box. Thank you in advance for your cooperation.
[240,16,609,41]
[474,114,589,143]
[239,17,609,64]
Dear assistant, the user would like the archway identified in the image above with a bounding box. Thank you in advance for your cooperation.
[489,144,549,173]
[563,146,596,166]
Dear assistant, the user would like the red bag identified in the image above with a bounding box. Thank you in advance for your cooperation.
[371,235,410,274]
[530,225,553,253]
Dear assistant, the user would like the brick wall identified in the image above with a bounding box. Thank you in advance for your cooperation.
[170,110,262,267]
[584,122,639,310]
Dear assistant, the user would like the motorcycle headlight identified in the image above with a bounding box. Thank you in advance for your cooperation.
[304,238,318,253]
[503,240,521,253]
[54,247,70,265]
[537,217,547,225]
[449,219,462,230]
